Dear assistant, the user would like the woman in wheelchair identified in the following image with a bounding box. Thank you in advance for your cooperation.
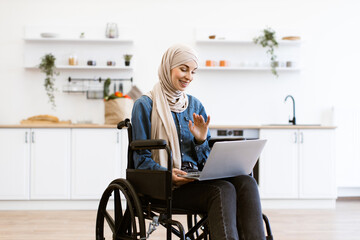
[131,44,266,240]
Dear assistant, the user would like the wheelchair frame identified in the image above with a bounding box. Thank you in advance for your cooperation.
[96,119,273,240]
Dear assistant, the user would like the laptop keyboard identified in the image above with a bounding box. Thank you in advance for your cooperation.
[184,171,201,177]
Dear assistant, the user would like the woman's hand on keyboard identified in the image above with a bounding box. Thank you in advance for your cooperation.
[172,168,194,186]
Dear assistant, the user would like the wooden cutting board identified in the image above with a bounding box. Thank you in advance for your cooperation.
[20,120,72,125]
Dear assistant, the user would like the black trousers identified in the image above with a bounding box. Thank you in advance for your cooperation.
[172,175,266,240]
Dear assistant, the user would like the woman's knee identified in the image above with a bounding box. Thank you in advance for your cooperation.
[208,180,236,201]
[239,174,257,184]
[231,175,259,191]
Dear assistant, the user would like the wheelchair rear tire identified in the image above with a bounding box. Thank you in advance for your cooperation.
[186,213,210,240]
[96,178,146,240]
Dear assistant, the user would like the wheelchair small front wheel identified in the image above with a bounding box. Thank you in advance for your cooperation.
[96,178,146,240]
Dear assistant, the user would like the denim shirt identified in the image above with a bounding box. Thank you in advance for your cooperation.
[131,95,211,170]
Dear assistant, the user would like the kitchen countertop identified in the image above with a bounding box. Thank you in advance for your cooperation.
[0,124,117,128]
[210,124,336,129]
[0,124,336,129]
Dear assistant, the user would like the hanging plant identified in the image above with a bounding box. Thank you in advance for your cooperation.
[38,53,59,109]
[253,27,279,77]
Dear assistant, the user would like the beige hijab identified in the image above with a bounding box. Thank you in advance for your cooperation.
[146,44,198,169]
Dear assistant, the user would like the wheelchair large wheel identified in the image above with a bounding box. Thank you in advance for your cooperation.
[186,214,209,240]
[96,178,146,240]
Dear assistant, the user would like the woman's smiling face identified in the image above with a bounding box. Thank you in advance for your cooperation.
[170,60,197,91]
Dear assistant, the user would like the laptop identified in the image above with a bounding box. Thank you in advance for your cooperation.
[178,139,267,181]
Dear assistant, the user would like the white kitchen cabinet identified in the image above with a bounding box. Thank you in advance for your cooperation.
[71,129,122,199]
[299,130,336,198]
[259,129,298,198]
[0,128,71,200]
[30,129,71,199]
[259,129,336,199]
[0,129,30,200]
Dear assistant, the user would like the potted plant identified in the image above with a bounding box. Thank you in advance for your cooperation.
[38,53,59,109]
[253,27,279,77]
[123,54,133,66]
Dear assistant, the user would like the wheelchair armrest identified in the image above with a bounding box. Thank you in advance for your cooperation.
[130,139,173,175]
[130,139,167,150]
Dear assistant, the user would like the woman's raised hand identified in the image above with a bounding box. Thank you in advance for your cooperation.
[188,113,210,144]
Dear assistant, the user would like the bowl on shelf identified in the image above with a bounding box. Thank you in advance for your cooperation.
[40,33,60,38]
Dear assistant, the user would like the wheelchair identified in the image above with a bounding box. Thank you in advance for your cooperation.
[96,119,273,240]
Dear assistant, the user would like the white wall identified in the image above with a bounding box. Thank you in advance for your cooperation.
[0,0,359,189]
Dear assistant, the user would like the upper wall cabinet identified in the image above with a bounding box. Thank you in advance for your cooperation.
[195,27,302,72]
[23,26,134,71]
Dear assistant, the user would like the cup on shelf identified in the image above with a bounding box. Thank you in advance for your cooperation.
[87,60,96,66]
[271,61,279,68]
[253,61,260,67]
[242,61,254,67]
[107,61,116,66]
[286,61,297,68]
[68,55,78,66]
[278,61,286,68]
[254,61,265,68]
[219,60,229,67]
[205,60,216,67]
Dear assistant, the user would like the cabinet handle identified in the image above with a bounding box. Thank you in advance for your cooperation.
[300,132,304,143]
[31,131,35,143]
[294,132,297,143]
[117,131,119,143]
[25,132,28,143]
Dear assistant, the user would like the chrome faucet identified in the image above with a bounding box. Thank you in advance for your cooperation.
[284,95,296,125]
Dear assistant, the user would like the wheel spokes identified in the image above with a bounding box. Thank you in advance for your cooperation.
[96,180,146,240]
[102,209,115,233]
[114,189,123,226]
[126,200,138,237]
[117,208,131,236]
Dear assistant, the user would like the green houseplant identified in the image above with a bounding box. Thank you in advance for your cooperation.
[123,54,133,66]
[253,27,279,77]
[38,53,59,109]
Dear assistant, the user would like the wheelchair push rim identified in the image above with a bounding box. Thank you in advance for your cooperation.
[96,179,146,240]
